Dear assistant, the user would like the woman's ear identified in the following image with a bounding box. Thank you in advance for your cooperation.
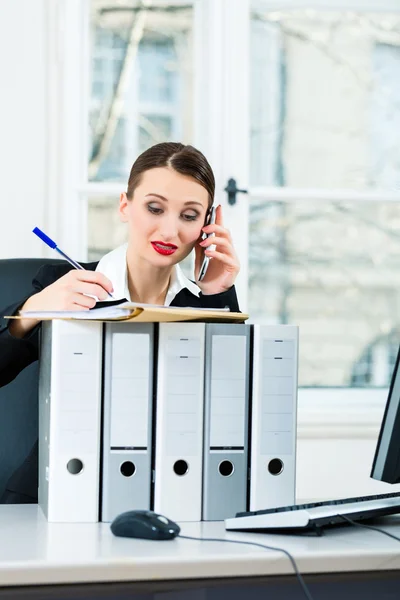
[119,192,129,222]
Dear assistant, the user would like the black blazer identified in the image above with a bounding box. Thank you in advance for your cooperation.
[0,261,241,502]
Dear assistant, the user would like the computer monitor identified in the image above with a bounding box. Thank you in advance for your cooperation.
[371,346,400,483]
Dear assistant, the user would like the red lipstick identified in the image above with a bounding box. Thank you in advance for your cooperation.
[151,241,178,256]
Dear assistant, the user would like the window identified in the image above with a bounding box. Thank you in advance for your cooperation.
[77,2,400,389]
[248,7,400,387]
[371,42,400,189]
[351,328,400,387]
[86,1,194,263]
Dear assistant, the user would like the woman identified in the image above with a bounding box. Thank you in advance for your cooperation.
[0,142,241,503]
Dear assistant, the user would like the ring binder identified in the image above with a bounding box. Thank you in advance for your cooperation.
[38,320,103,522]
[101,323,155,522]
[202,324,251,521]
[153,323,206,521]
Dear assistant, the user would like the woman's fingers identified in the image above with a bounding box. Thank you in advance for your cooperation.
[195,204,240,293]
[203,248,238,269]
[215,204,224,227]
[202,223,231,238]
[70,281,111,301]
[199,235,231,251]
[72,270,114,295]
[70,292,97,309]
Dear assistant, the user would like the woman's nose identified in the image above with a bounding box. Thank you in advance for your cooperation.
[158,217,179,241]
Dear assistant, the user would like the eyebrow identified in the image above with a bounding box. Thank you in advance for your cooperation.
[145,193,204,208]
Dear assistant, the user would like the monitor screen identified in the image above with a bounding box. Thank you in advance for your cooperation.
[371,345,400,484]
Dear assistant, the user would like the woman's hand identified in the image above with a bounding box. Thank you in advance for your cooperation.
[27,270,113,311]
[9,270,113,339]
[194,204,240,295]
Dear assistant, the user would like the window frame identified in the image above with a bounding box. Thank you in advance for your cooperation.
[244,0,400,413]
[51,0,399,420]
[47,0,90,261]
[252,0,400,11]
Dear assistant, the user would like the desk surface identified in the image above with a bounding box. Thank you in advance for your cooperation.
[0,505,400,587]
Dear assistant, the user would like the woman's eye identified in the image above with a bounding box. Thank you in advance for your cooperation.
[148,205,163,215]
[147,204,198,221]
[182,213,198,222]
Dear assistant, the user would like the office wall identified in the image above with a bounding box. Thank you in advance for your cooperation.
[296,389,400,502]
[297,438,394,502]
[0,0,47,259]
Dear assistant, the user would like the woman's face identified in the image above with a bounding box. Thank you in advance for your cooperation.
[119,167,210,266]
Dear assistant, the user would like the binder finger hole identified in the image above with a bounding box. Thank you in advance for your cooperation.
[67,458,84,475]
[268,458,284,476]
[218,460,234,477]
[120,461,136,477]
[173,460,188,476]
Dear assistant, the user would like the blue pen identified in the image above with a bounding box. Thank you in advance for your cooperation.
[32,227,114,299]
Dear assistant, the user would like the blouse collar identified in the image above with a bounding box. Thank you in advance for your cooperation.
[95,243,200,305]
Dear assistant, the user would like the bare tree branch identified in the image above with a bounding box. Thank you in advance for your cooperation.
[89,3,148,179]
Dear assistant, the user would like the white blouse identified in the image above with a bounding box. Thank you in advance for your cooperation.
[95,243,201,305]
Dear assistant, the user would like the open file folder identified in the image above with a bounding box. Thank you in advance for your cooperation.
[16,301,247,323]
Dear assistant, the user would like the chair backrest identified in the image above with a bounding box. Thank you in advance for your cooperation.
[0,258,64,500]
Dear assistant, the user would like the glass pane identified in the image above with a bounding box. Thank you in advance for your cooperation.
[248,199,400,387]
[87,196,127,261]
[87,197,194,279]
[89,1,193,183]
[250,7,400,190]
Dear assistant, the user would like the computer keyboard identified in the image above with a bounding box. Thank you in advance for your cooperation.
[225,491,400,533]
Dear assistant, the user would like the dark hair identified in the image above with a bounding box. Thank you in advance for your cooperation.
[126,142,215,209]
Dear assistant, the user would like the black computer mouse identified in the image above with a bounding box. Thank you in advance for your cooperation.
[110,510,181,541]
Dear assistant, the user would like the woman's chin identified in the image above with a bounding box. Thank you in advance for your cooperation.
[143,244,193,268]
[147,250,181,267]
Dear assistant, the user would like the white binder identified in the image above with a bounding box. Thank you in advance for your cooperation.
[101,323,155,522]
[38,320,103,522]
[153,322,206,522]
[202,324,251,521]
[250,324,298,511]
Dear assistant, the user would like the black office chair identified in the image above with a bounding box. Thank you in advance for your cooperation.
[0,258,64,502]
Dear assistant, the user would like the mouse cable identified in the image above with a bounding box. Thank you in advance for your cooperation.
[338,514,400,542]
[177,534,314,600]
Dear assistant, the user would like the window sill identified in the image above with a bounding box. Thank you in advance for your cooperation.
[297,387,388,440]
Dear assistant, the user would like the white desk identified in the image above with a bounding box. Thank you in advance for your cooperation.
[1,505,400,598]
